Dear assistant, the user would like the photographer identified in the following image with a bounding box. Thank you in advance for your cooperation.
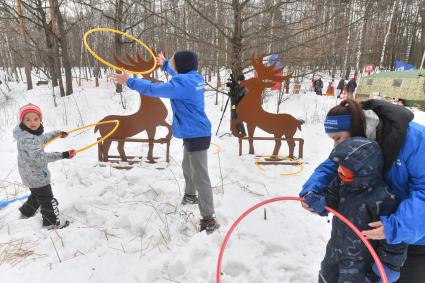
[228,74,247,136]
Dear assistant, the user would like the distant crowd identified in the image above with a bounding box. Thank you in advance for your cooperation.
[311,77,357,99]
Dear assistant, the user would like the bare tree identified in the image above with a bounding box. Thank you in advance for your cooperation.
[16,0,33,90]
[0,0,424,92]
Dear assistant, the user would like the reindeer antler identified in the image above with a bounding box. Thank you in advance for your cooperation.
[113,51,158,74]
[252,54,291,82]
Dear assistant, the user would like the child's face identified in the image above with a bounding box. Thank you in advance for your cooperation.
[338,164,354,183]
[22,112,41,130]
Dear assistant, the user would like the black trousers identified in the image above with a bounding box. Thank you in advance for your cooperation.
[396,245,425,283]
[19,184,59,226]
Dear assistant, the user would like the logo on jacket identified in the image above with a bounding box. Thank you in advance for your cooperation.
[195,82,205,91]
[395,159,401,166]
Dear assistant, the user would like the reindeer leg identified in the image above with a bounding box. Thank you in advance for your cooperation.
[160,121,172,141]
[247,123,256,155]
[146,127,157,163]
[102,139,112,162]
[272,134,282,158]
[117,141,127,162]
[286,136,296,159]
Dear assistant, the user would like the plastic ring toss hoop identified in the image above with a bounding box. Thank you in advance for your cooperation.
[216,196,389,283]
[83,28,156,74]
[44,120,120,154]
[255,155,304,176]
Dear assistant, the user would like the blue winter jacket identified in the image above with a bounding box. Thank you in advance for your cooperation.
[300,121,425,245]
[126,60,211,139]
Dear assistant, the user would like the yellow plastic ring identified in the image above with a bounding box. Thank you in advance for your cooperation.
[255,155,304,176]
[83,28,156,75]
[210,142,221,155]
[44,120,120,154]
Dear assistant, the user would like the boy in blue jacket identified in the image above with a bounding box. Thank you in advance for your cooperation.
[111,51,219,234]
[304,137,407,283]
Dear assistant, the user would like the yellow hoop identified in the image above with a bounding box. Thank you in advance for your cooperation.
[255,155,304,176]
[83,28,156,75]
[44,120,120,155]
[210,142,221,155]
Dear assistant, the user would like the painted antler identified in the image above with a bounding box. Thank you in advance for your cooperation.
[252,54,292,82]
[113,51,158,74]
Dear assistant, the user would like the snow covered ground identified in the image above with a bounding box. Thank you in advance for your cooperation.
[0,76,424,283]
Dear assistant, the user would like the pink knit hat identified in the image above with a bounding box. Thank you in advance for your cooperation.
[19,103,43,122]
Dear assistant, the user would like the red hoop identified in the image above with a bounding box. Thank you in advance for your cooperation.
[216,196,388,283]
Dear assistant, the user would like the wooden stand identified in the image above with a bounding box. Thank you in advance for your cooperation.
[238,137,304,159]
[97,137,170,164]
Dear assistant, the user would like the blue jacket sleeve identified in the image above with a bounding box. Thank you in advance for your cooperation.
[163,60,177,76]
[381,191,425,244]
[299,158,337,196]
[381,133,425,244]
[127,77,189,99]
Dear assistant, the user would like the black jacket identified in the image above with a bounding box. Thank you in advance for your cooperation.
[347,79,357,92]
[361,99,414,172]
[315,79,323,89]
[337,79,345,90]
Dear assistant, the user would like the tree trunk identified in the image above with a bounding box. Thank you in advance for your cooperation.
[380,0,398,69]
[5,34,19,82]
[405,5,417,63]
[34,0,58,86]
[342,3,352,78]
[49,0,65,97]
[231,0,243,78]
[356,1,367,74]
[215,0,220,106]
[114,0,124,94]
[54,0,73,96]
[16,0,33,90]
[266,0,275,54]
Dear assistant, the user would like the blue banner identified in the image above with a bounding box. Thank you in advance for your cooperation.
[267,54,282,68]
[395,60,404,70]
[395,59,415,71]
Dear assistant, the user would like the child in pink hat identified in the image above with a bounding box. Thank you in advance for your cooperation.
[14,103,75,229]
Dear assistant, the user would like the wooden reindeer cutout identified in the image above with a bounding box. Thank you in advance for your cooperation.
[95,51,172,163]
[232,54,302,158]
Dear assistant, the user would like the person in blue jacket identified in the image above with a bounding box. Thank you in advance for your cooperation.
[110,50,219,234]
[304,137,407,283]
[300,99,425,283]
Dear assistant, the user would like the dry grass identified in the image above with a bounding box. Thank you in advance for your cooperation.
[0,239,45,266]
[0,180,27,200]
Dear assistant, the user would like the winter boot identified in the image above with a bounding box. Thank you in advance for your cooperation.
[18,194,39,218]
[200,217,220,234]
[181,194,199,205]
[19,207,32,219]
[44,220,70,230]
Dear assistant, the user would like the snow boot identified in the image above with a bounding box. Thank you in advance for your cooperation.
[200,217,220,234]
[181,194,198,205]
[44,220,70,230]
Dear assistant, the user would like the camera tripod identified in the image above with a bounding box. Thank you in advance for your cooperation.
[215,94,246,137]
[215,94,231,136]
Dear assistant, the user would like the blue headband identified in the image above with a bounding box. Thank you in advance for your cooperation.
[324,115,351,133]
